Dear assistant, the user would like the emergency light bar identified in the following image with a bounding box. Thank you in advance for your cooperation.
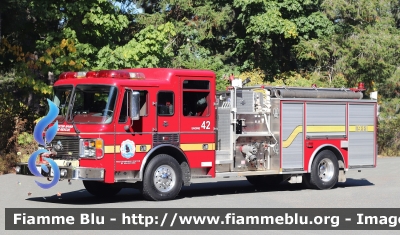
[59,70,146,80]
[86,71,97,78]
[129,72,145,79]
[97,70,130,79]
[59,71,87,79]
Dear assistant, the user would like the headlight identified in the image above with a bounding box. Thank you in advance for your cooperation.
[79,138,104,159]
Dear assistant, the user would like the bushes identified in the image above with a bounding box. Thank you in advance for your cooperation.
[0,130,37,174]
[16,131,38,162]
[0,153,20,174]
[378,116,400,156]
[377,98,400,156]
[0,116,38,174]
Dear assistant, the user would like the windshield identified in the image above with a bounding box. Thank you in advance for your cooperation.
[69,85,118,124]
[53,85,73,121]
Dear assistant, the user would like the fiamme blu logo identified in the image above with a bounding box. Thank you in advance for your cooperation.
[27,99,60,189]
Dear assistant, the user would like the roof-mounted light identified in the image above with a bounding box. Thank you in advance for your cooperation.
[350,82,366,92]
[129,72,145,79]
[85,71,97,78]
[97,70,130,79]
[59,71,87,80]
[58,72,78,80]
[77,72,87,78]
[59,70,146,80]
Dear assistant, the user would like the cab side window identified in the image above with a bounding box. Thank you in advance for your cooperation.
[119,90,148,123]
[119,91,129,123]
[139,91,148,116]
[157,92,174,116]
[182,80,210,117]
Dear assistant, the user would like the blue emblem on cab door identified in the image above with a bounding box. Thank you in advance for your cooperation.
[121,140,135,159]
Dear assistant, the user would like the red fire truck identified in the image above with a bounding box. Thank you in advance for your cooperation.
[16,68,377,201]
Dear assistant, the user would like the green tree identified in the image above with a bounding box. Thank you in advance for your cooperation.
[127,0,237,81]
[233,0,333,79]
[95,22,176,69]
[296,0,400,91]
[0,0,131,154]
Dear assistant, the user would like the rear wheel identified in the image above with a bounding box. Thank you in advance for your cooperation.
[142,154,182,201]
[306,150,339,189]
[83,181,121,197]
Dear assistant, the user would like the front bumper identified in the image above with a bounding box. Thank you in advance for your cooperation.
[15,163,104,180]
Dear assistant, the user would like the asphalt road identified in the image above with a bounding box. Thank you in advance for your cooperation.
[1,157,400,235]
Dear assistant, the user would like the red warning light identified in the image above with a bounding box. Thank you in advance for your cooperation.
[86,71,97,78]
[97,70,130,79]
[59,72,77,80]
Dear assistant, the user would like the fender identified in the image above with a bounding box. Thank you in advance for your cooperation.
[139,144,188,180]
[307,144,344,173]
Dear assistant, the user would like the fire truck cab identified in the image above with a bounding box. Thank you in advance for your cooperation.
[16,68,377,201]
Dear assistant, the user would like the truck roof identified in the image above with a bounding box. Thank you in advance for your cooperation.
[54,68,216,87]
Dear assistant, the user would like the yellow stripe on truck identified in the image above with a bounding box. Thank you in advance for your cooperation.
[180,143,215,151]
[104,145,151,154]
[282,125,374,148]
[349,125,375,132]
[104,146,114,154]
[307,126,345,132]
[282,126,303,148]
[105,143,215,153]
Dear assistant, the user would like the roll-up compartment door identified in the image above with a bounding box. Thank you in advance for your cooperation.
[281,103,303,170]
[348,104,375,167]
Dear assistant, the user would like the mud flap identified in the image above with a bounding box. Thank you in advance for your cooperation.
[338,160,346,183]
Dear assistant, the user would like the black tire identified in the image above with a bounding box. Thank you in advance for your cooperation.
[142,154,182,201]
[83,181,121,197]
[308,150,339,189]
[246,175,282,187]
[302,173,315,189]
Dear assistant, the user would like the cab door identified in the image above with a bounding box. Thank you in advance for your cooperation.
[156,91,178,133]
[114,88,154,173]
[152,90,180,147]
[179,78,216,176]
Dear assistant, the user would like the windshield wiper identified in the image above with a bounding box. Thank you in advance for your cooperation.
[68,94,80,134]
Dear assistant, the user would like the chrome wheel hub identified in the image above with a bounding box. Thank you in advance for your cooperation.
[153,165,176,192]
[318,158,334,182]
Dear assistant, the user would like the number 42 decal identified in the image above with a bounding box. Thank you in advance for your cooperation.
[201,121,211,129]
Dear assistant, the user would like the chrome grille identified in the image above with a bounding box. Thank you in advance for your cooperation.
[50,136,80,159]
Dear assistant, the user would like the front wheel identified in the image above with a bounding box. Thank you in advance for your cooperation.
[306,150,339,189]
[142,154,182,201]
[83,181,121,197]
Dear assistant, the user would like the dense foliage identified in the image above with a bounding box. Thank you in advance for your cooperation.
[1,0,400,168]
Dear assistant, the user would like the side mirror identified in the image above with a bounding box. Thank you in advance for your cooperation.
[130,91,140,120]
